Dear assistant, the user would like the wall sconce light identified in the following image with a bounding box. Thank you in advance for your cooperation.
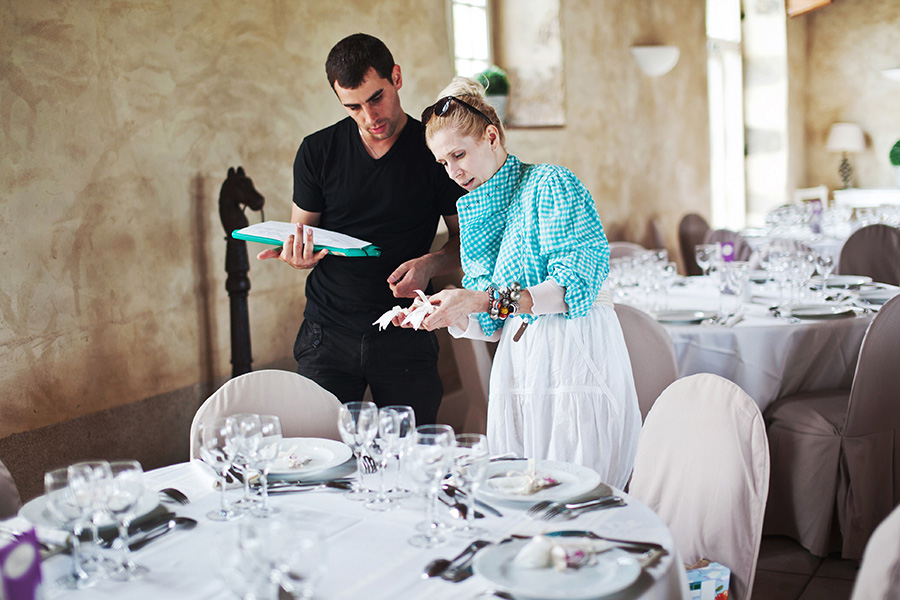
[826,122,865,189]
[631,45,680,77]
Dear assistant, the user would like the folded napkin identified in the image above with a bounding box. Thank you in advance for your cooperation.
[514,535,617,571]
[373,290,436,330]
[486,459,561,495]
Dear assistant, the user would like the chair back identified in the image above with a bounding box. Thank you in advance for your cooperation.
[850,502,900,600]
[0,459,21,520]
[189,370,342,460]
[679,213,711,276]
[613,304,678,422]
[643,217,666,251]
[609,241,647,259]
[629,374,770,600]
[838,224,900,285]
[705,229,754,262]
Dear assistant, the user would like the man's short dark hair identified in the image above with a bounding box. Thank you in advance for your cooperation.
[326,33,395,90]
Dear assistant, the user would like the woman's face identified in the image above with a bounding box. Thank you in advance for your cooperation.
[428,126,503,192]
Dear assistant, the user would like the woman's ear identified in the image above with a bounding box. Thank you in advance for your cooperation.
[485,124,500,148]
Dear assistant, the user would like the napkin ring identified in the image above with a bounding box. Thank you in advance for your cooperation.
[488,282,521,320]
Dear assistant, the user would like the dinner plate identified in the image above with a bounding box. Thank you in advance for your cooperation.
[653,310,718,325]
[473,539,641,600]
[787,304,855,319]
[266,437,352,479]
[858,287,899,305]
[477,460,602,504]
[19,488,159,530]
[812,275,873,288]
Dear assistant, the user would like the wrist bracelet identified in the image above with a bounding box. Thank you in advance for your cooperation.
[487,282,522,320]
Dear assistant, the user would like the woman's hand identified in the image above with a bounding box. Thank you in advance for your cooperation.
[421,288,488,331]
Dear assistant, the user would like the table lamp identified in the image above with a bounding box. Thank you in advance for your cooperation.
[826,122,865,189]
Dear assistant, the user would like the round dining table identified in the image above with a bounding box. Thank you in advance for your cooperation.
[9,459,689,600]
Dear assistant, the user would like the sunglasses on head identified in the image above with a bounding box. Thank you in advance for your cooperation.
[421,96,494,127]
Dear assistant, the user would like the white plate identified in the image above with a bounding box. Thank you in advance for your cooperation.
[473,539,642,600]
[653,310,718,325]
[19,488,159,530]
[748,269,771,283]
[267,438,352,478]
[858,287,899,305]
[787,304,855,319]
[477,460,602,504]
[813,275,873,288]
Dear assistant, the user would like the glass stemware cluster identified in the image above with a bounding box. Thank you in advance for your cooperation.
[43,459,148,589]
[607,249,678,311]
[758,242,824,306]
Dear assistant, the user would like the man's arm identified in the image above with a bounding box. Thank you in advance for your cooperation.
[256,205,329,268]
[388,214,461,298]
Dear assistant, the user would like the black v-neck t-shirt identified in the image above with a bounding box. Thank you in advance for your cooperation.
[293,116,462,333]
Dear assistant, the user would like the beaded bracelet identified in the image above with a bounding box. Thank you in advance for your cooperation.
[487,282,522,320]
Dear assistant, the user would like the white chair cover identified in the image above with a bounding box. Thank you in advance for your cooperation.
[850,502,900,600]
[629,374,770,600]
[609,241,647,259]
[189,370,342,460]
[764,294,900,560]
[0,459,22,520]
[838,224,900,285]
[614,304,678,422]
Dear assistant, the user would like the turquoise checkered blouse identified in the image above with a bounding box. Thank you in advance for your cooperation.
[458,154,609,337]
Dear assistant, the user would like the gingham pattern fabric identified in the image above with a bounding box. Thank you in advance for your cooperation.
[457,154,609,337]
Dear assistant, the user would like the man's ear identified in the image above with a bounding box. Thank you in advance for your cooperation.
[392,64,403,90]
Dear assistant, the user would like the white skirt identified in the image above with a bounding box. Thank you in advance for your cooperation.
[487,300,641,489]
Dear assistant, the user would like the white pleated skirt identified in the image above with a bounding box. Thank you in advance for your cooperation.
[487,300,641,489]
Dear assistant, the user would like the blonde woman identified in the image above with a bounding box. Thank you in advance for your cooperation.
[414,77,640,488]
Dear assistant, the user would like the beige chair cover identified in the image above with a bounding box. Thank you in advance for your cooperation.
[609,241,647,259]
[764,294,900,560]
[614,304,678,422]
[189,370,342,460]
[629,374,770,600]
[678,213,710,276]
[850,502,900,600]
[838,224,900,285]
[0,459,22,520]
[643,217,666,251]
[704,229,754,262]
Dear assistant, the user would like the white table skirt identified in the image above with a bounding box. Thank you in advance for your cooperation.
[643,277,872,412]
[13,461,689,600]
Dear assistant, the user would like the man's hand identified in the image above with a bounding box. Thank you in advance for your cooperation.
[257,223,328,269]
[388,256,432,298]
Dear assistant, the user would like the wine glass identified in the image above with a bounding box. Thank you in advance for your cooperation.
[231,413,263,512]
[453,433,489,538]
[816,253,835,289]
[337,401,378,501]
[382,405,416,500]
[44,467,94,589]
[694,244,718,277]
[105,460,149,580]
[364,409,401,511]
[67,460,113,575]
[407,424,455,548]
[265,520,327,600]
[198,417,242,521]
[252,415,283,518]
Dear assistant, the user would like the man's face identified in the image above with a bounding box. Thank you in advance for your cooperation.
[333,65,404,142]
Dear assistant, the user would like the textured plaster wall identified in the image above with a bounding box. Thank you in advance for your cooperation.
[1,0,710,439]
[800,0,900,190]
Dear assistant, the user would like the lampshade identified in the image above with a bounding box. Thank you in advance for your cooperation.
[630,45,680,77]
[826,123,865,153]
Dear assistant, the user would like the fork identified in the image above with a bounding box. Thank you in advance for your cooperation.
[541,496,625,520]
[361,454,378,474]
[158,488,190,505]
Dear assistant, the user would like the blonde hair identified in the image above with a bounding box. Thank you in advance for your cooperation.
[424,76,506,147]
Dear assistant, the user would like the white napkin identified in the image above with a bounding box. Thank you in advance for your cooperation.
[372,290,436,330]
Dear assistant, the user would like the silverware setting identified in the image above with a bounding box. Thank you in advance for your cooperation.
[422,539,492,580]
[158,487,190,505]
[442,483,503,517]
[262,480,353,495]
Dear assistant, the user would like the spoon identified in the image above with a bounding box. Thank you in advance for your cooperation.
[422,539,491,579]
[128,516,197,551]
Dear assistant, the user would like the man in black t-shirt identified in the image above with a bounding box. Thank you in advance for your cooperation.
[258,33,462,424]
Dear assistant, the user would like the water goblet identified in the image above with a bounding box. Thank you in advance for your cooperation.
[453,433,489,538]
[407,424,455,548]
[198,417,242,521]
[363,409,401,511]
[231,413,263,512]
[694,244,718,277]
[265,519,327,599]
[44,468,95,589]
[816,253,835,288]
[337,401,378,501]
[67,460,114,575]
[251,415,283,518]
[382,405,416,500]
[105,459,149,581]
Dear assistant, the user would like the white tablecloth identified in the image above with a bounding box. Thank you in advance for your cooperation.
[12,461,689,600]
[645,277,872,412]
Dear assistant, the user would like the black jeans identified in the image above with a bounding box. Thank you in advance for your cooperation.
[294,319,443,425]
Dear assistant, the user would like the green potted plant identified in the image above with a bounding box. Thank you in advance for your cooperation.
[891,139,900,187]
[476,65,510,124]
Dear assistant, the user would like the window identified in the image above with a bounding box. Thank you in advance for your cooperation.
[451,0,492,77]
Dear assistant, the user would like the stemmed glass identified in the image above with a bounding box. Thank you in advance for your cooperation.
[453,433,489,538]
[363,409,401,511]
[252,415,283,518]
[44,467,94,589]
[337,401,378,501]
[694,244,718,277]
[407,424,455,548]
[67,460,113,575]
[816,253,835,289]
[105,460,149,580]
[382,405,416,500]
[198,417,242,521]
[231,413,263,512]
